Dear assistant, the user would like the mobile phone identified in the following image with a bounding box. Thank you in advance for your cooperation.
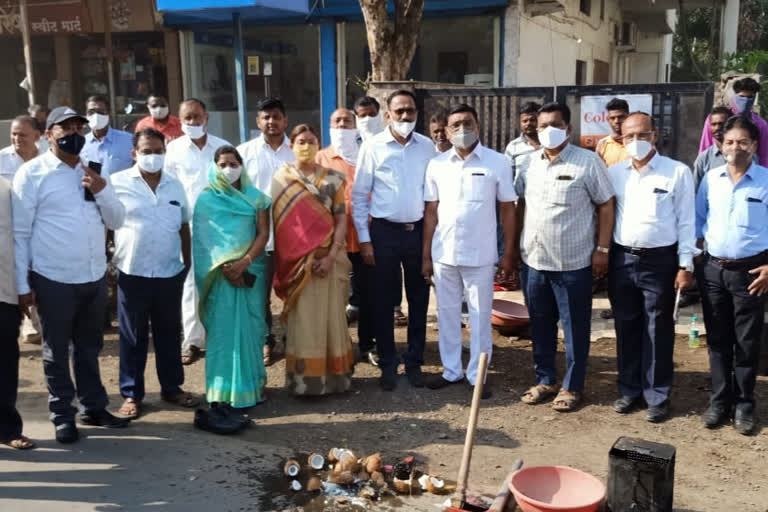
[85,161,102,202]
[242,271,257,288]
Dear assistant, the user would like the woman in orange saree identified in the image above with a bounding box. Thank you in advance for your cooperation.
[272,124,354,395]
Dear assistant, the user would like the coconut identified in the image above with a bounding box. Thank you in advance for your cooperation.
[363,453,382,474]
[307,453,325,470]
[290,480,302,491]
[336,471,355,485]
[371,471,385,485]
[328,447,343,463]
[417,474,430,491]
[426,476,447,495]
[284,459,300,478]
[392,476,413,494]
[339,454,361,474]
[306,476,323,492]
[359,485,378,500]
[357,470,370,481]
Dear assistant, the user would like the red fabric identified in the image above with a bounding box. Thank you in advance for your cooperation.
[135,115,184,141]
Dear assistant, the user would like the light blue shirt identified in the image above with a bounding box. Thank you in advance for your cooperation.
[352,127,436,243]
[82,127,134,178]
[696,163,768,259]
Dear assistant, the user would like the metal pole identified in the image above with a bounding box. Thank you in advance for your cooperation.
[19,0,36,106]
[233,12,249,144]
[104,0,117,115]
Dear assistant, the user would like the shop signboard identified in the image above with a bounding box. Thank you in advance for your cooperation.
[579,94,653,148]
[0,0,92,36]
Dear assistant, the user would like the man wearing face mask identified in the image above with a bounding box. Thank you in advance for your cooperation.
[352,89,437,391]
[165,98,229,366]
[595,98,631,168]
[81,95,134,178]
[699,78,768,166]
[696,116,768,435]
[423,104,518,398]
[607,112,696,423]
[135,94,184,142]
[28,105,49,153]
[515,102,614,412]
[12,106,128,443]
[109,128,199,419]
[237,98,293,367]
[354,96,386,142]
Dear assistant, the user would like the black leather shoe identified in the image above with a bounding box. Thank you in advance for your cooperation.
[702,405,730,428]
[55,423,79,444]
[379,371,397,391]
[406,366,425,388]
[80,409,130,428]
[645,401,670,423]
[734,408,755,435]
[613,396,641,414]
[469,382,492,399]
[427,375,461,390]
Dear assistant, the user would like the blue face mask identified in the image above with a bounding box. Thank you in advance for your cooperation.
[55,132,86,155]
[732,94,755,114]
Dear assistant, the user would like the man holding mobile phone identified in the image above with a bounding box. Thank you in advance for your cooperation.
[12,106,129,444]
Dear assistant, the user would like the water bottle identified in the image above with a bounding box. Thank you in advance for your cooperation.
[689,315,700,349]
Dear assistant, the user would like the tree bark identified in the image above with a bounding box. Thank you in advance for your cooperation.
[359,0,425,81]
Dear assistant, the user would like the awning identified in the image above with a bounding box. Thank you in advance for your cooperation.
[157,0,309,24]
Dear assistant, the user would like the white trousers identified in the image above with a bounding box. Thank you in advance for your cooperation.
[433,262,494,385]
[181,264,206,351]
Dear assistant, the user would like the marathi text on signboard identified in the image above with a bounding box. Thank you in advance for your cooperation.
[579,94,653,148]
[0,0,91,36]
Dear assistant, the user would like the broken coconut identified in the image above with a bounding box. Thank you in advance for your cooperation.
[327,447,343,463]
[290,480,302,491]
[306,476,323,492]
[307,453,325,470]
[339,454,362,473]
[418,474,447,495]
[284,459,300,478]
[363,453,382,474]
[392,476,413,494]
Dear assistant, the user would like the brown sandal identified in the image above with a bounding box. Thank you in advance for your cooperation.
[520,384,558,404]
[552,389,583,412]
[161,391,200,408]
[263,345,273,367]
[394,309,408,327]
[181,346,201,365]
[118,398,141,419]
[2,435,35,450]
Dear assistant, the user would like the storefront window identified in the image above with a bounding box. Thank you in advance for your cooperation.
[186,24,320,143]
[345,16,496,107]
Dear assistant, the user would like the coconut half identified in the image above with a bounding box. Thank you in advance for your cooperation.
[426,476,446,495]
[308,453,325,470]
[284,460,300,477]
[290,480,302,491]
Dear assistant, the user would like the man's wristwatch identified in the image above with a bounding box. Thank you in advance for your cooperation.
[595,246,610,254]
[680,265,693,273]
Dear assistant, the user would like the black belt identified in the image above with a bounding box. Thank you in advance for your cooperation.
[709,250,768,270]
[613,243,677,256]
[372,217,422,232]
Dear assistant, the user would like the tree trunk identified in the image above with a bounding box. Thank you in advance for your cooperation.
[359,0,425,81]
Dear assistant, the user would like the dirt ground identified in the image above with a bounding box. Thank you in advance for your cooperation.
[2,301,767,512]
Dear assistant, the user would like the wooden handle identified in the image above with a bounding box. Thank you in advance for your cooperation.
[453,352,489,504]
[488,459,523,512]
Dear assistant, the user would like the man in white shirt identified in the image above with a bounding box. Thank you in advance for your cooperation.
[164,98,229,365]
[12,106,129,443]
[237,98,293,365]
[607,112,695,423]
[423,104,518,398]
[1,176,34,450]
[352,89,437,391]
[111,128,199,419]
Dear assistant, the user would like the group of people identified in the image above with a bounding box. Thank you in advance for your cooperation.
[1,76,767,449]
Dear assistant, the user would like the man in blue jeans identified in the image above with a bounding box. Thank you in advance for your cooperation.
[514,102,614,412]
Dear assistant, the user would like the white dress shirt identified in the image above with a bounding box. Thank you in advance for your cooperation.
[164,133,229,209]
[12,151,126,295]
[237,134,293,251]
[0,178,16,305]
[352,128,436,243]
[0,145,41,183]
[608,151,696,268]
[111,165,190,278]
[425,143,517,267]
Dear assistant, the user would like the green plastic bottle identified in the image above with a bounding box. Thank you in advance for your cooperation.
[689,315,701,348]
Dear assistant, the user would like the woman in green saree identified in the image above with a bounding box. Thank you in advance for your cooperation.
[192,146,270,430]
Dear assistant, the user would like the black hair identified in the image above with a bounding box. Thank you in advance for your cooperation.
[538,102,571,124]
[732,77,760,95]
[606,98,630,113]
[520,102,541,115]
[724,115,760,141]
[257,98,286,115]
[13,115,41,132]
[625,111,656,130]
[86,95,109,108]
[147,92,167,100]
[428,109,447,125]
[354,96,380,114]
[447,103,478,122]
[711,106,733,118]
[133,128,166,148]
[214,145,244,166]
[180,98,207,112]
[386,89,417,107]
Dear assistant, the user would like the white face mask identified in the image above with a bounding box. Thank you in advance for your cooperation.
[149,106,169,120]
[182,123,206,140]
[538,126,568,149]
[391,120,416,138]
[220,165,241,184]
[449,129,478,150]
[330,128,360,165]
[625,140,653,161]
[87,113,110,131]
[357,113,385,140]
[137,153,165,173]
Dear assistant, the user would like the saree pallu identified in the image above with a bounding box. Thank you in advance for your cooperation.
[272,164,355,395]
[193,166,271,408]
